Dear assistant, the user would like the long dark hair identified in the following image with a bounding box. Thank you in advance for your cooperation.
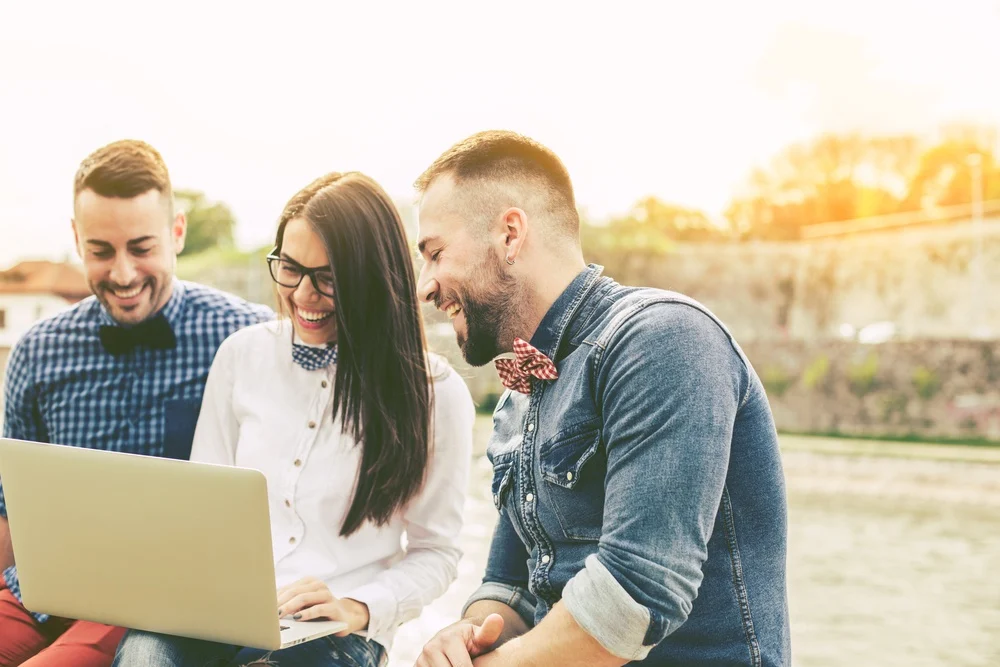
[276,172,432,536]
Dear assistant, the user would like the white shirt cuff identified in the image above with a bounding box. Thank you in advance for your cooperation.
[343,581,398,644]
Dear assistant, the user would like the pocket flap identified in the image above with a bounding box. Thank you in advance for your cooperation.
[491,453,516,509]
[539,421,601,490]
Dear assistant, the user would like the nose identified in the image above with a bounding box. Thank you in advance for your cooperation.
[416,264,438,305]
[109,254,138,286]
[294,278,320,303]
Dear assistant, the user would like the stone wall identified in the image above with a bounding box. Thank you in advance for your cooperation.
[426,336,1000,442]
[601,216,1000,341]
[173,216,1000,441]
[744,338,1000,441]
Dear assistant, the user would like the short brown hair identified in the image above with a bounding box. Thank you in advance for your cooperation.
[74,139,172,203]
[415,130,579,234]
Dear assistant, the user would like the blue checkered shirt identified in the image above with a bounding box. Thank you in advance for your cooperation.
[1,279,273,622]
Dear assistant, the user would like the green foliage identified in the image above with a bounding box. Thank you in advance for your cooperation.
[176,189,237,256]
[847,353,879,397]
[881,392,909,423]
[761,365,794,397]
[912,366,941,400]
[476,392,503,414]
[176,244,269,278]
[581,197,729,271]
[802,355,831,390]
[725,126,1000,241]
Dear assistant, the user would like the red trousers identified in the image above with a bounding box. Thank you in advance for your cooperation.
[0,583,125,667]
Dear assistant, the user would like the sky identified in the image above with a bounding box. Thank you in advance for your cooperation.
[1,0,998,267]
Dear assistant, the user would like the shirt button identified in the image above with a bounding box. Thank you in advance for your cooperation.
[526,423,534,432]
[541,555,551,564]
[285,499,292,508]
[566,472,574,482]
[308,421,316,429]
[294,459,302,467]
[525,493,534,502]
[321,380,328,388]
[289,537,296,544]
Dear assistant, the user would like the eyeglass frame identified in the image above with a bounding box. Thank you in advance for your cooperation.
[265,250,336,298]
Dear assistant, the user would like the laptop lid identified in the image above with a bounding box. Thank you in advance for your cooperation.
[0,437,285,650]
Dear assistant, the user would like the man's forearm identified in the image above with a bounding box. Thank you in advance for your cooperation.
[465,600,531,647]
[473,602,627,667]
[0,516,14,571]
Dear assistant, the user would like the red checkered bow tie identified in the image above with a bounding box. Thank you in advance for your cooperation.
[494,337,560,394]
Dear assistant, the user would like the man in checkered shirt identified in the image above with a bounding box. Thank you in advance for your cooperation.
[0,140,273,666]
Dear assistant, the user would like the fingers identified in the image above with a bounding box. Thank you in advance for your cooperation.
[277,578,328,612]
[416,644,469,667]
[442,638,476,667]
[416,624,477,667]
[470,613,504,654]
[278,577,324,591]
[292,602,340,622]
[279,590,333,618]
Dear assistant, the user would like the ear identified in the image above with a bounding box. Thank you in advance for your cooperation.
[71,218,82,260]
[498,207,528,264]
[172,211,187,255]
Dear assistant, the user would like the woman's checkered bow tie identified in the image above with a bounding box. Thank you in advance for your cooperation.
[292,343,338,371]
[494,338,559,394]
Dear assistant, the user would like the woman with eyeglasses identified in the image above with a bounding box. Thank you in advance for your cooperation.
[113,173,475,667]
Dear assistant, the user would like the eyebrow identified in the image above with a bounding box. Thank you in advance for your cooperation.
[279,252,331,272]
[85,236,157,248]
[417,236,440,255]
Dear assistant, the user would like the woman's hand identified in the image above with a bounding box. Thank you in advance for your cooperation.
[277,576,370,637]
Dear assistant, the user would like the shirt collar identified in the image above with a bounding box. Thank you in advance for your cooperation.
[528,264,604,360]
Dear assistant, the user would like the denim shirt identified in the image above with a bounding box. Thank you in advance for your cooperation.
[464,265,790,666]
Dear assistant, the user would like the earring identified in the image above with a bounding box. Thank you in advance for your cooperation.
[505,257,515,266]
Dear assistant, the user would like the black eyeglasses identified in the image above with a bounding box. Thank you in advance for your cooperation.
[266,251,335,297]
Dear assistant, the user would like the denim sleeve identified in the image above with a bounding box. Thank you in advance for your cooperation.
[1,337,47,518]
[562,301,747,660]
[462,510,537,627]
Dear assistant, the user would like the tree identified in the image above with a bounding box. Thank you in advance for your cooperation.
[581,197,728,277]
[901,126,1000,209]
[726,127,1000,241]
[175,189,237,256]
[725,133,921,240]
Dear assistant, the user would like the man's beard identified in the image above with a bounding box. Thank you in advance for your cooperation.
[457,252,520,367]
[94,277,159,325]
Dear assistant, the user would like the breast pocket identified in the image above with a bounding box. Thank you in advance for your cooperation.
[490,453,515,512]
[162,396,203,460]
[538,419,606,542]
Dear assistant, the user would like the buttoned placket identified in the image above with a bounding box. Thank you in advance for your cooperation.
[276,365,336,559]
[512,267,604,606]
[518,384,558,603]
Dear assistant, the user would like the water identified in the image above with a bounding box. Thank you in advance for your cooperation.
[388,440,1000,667]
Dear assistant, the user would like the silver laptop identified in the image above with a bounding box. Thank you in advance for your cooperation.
[0,437,347,650]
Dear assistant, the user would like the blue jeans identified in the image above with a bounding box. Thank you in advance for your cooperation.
[112,629,386,667]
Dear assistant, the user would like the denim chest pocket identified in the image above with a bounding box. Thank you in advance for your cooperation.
[163,396,203,460]
[538,419,605,542]
[491,454,515,511]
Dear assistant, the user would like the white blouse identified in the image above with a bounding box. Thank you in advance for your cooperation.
[189,320,475,649]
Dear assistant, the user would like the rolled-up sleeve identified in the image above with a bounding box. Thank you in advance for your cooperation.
[563,301,746,660]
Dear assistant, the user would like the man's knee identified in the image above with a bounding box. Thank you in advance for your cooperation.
[111,630,169,667]
[0,589,53,666]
